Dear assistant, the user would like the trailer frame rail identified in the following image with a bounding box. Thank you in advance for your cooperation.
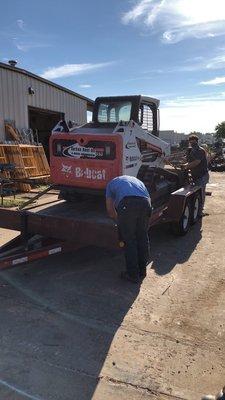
[0,235,76,270]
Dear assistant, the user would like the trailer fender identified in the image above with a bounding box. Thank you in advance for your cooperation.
[165,185,201,222]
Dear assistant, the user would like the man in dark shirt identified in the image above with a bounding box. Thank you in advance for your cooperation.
[183,134,209,215]
[106,175,152,283]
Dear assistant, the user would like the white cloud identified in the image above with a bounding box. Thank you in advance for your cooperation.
[206,55,225,70]
[140,51,225,75]
[79,84,92,88]
[12,21,52,52]
[41,62,114,79]
[146,92,177,99]
[15,42,51,52]
[17,19,25,30]
[163,92,225,105]
[122,0,154,24]
[200,77,225,85]
[122,0,225,43]
[181,54,225,72]
[160,94,225,132]
[162,21,225,44]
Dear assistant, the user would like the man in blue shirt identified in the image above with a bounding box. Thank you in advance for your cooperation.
[106,175,152,283]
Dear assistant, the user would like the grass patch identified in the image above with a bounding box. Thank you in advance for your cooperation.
[0,198,26,208]
[35,184,49,191]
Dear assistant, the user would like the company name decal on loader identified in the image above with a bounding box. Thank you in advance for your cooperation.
[63,143,104,159]
[75,167,106,180]
[126,155,140,162]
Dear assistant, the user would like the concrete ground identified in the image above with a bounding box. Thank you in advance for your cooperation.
[0,172,224,400]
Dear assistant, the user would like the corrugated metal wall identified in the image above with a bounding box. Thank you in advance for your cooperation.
[0,67,87,141]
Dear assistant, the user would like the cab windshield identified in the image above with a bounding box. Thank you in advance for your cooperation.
[97,101,132,123]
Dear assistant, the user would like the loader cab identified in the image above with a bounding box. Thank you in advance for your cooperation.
[92,95,160,137]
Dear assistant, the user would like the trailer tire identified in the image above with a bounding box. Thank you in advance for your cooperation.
[171,200,191,236]
[190,193,202,225]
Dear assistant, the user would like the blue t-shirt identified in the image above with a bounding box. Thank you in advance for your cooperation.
[106,175,150,207]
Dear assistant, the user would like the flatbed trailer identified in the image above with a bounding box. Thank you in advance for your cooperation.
[0,198,118,269]
[0,179,202,270]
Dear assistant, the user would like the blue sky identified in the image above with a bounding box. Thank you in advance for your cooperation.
[1,0,225,133]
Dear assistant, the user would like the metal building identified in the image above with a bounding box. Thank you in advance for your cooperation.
[159,130,186,146]
[0,61,93,155]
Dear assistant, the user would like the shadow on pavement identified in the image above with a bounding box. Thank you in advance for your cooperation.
[0,247,140,399]
[0,218,203,398]
[150,220,202,275]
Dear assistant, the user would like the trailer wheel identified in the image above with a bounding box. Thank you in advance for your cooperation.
[191,193,202,225]
[171,200,191,236]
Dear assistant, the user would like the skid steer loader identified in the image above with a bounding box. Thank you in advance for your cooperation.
[50,95,171,200]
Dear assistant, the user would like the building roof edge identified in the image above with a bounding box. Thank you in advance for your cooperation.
[0,62,94,108]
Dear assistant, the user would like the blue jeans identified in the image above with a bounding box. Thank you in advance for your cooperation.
[194,172,209,210]
[117,197,151,279]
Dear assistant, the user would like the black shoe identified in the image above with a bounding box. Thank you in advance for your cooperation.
[120,271,140,284]
[139,270,147,279]
[199,212,209,218]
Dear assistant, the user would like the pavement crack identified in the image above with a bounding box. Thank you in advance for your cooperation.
[120,323,201,348]
[99,375,189,399]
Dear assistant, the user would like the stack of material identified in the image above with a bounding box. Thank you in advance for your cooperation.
[5,123,21,142]
[0,145,50,192]
[1,122,50,192]
[29,146,50,177]
[1,144,31,192]
[0,146,10,179]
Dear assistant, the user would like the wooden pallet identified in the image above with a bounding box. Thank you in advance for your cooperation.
[0,144,50,192]
[27,146,50,177]
[1,145,31,192]
[0,147,10,179]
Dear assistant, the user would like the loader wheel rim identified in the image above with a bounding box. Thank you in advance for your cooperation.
[182,205,190,230]
[193,197,200,220]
